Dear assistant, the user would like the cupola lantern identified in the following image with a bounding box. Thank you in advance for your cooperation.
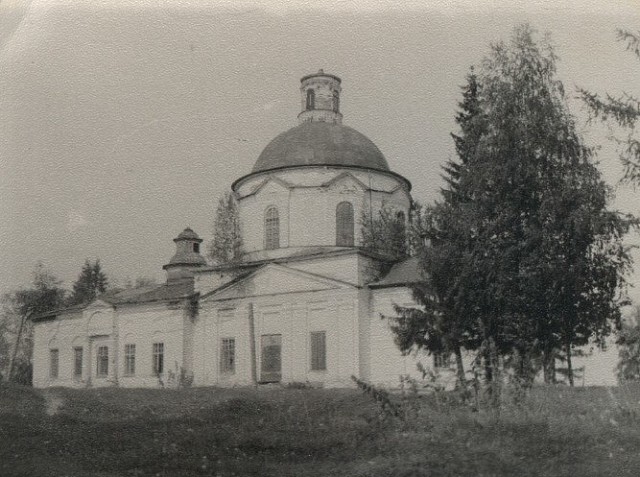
[297,69,342,124]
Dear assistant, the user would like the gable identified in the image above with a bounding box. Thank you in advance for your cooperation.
[249,176,292,197]
[323,172,368,192]
[201,264,356,302]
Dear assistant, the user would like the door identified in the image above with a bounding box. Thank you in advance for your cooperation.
[260,334,282,383]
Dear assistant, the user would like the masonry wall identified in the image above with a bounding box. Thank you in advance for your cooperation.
[193,288,360,388]
[117,303,187,388]
[32,301,188,389]
[236,167,411,258]
[370,286,626,388]
[33,310,87,388]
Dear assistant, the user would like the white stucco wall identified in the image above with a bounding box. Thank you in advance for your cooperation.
[194,287,361,388]
[33,310,87,388]
[368,287,432,386]
[117,303,187,388]
[370,287,624,388]
[33,300,189,388]
[235,167,411,257]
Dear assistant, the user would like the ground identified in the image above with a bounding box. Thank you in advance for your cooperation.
[1,382,640,476]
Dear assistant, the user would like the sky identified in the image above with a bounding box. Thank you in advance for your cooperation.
[1,0,639,303]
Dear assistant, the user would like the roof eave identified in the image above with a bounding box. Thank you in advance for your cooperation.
[232,164,411,192]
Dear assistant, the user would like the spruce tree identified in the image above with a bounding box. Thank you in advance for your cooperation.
[580,30,640,184]
[391,72,487,390]
[69,259,108,305]
[469,25,632,386]
[392,24,633,392]
[208,192,243,266]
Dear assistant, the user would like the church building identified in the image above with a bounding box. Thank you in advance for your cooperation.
[31,71,619,388]
[32,71,426,388]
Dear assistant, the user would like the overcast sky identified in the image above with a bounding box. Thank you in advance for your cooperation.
[1,0,639,304]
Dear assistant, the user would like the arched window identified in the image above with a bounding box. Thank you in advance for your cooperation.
[332,90,340,113]
[396,211,406,235]
[306,89,315,110]
[265,207,280,250]
[336,202,354,247]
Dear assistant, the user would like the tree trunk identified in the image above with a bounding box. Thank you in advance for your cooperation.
[7,313,27,382]
[542,349,556,384]
[566,341,574,387]
[488,337,501,407]
[484,352,493,383]
[454,345,467,391]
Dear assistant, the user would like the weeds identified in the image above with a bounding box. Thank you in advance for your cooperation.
[2,383,640,476]
[351,376,404,420]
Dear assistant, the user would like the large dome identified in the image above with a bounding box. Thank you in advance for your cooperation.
[252,121,390,173]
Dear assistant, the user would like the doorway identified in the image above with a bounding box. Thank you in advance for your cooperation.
[260,334,282,383]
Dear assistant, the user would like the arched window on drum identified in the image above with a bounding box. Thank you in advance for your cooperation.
[306,89,315,110]
[336,202,354,247]
[265,207,280,250]
[396,210,406,235]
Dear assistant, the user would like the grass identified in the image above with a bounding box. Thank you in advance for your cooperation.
[1,382,640,476]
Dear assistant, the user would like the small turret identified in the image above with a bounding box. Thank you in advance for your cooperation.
[297,69,342,124]
[163,228,207,283]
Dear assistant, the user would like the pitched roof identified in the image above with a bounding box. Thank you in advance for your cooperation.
[104,280,195,305]
[368,256,423,288]
[194,247,394,274]
[32,280,195,321]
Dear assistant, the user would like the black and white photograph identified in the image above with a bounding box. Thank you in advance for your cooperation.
[1,0,640,475]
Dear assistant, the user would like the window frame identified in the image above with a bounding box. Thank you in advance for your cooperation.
[124,343,136,376]
[335,201,355,247]
[306,89,315,110]
[73,346,83,378]
[220,338,236,374]
[49,349,59,379]
[152,342,164,375]
[310,331,327,372]
[96,346,109,377]
[264,206,280,250]
[433,352,452,369]
[332,90,340,113]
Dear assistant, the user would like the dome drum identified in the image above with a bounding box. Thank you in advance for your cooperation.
[234,70,411,258]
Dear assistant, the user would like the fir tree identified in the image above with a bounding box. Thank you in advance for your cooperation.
[391,72,488,391]
[392,24,633,393]
[208,192,243,266]
[69,259,108,305]
[443,68,484,204]
[580,29,640,184]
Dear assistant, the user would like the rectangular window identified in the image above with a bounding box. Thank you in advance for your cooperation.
[310,331,326,371]
[434,352,452,369]
[220,338,236,374]
[97,346,109,377]
[152,343,164,375]
[50,349,59,378]
[73,347,83,378]
[124,344,136,375]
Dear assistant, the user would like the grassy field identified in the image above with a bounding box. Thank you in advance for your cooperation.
[1,382,640,477]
